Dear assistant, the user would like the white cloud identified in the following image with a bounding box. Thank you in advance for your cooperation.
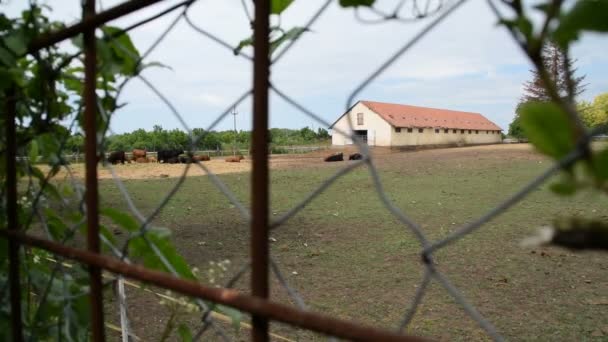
[2,0,607,133]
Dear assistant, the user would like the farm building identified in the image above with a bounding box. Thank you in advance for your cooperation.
[330,100,502,147]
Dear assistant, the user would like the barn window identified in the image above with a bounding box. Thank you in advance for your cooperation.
[395,127,401,133]
[435,128,439,133]
[444,129,449,133]
[461,129,465,134]
[357,113,364,125]
[486,130,489,134]
[468,130,472,134]
[418,128,423,133]
[453,129,457,133]
[475,130,479,134]
[407,128,413,133]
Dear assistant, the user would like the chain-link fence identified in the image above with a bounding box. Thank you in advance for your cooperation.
[2,0,604,341]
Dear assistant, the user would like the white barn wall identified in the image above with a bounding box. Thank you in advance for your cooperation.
[331,102,392,146]
[390,128,501,146]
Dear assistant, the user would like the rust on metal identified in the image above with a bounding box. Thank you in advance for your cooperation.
[28,0,165,53]
[5,87,24,342]
[83,1,105,340]
[0,230,428,342]
[251,0,271,341]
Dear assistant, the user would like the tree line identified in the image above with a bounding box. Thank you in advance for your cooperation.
[509,42,607,139]
[64,125,331,153]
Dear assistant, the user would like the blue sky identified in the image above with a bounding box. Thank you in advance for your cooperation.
[4,0,608,133]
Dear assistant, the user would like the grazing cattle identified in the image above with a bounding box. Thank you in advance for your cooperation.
[158,149,184,163]
[132,149,147,161]
[135,157,148,163]
[107,151,126,165]
[193,155,210,162]
[179,156,192,164]
[349,153,363,160]
[148,156,157,163]
[167,156,180,164]
[225,156,242,163]
[324,152,343,162]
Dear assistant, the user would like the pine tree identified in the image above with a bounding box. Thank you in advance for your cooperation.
[509,41,586,138]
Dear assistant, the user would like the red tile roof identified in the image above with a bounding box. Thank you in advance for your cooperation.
[361,100,502,131]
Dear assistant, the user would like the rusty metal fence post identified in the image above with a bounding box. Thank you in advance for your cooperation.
[6,86,24,342]
[251,0,271,340]
[82,1,105,341]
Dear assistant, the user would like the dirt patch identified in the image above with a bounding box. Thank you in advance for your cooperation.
[42,144,539,181]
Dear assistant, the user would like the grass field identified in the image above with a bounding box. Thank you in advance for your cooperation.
[95,145,607,341]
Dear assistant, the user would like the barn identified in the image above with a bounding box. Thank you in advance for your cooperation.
[330,100,502,147]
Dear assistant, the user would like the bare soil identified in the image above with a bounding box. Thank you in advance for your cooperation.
[47,144,538,180]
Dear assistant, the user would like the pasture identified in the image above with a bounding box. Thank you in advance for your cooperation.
[95,145,607,341]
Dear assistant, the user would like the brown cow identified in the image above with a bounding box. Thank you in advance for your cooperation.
[225,155,243,162]
[132,149,146,161]
[193,155,210,162]
[135,157,148,163]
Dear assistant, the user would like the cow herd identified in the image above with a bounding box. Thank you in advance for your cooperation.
[106,149,243,165]
[324,152,363,162]
[106,149,363,165]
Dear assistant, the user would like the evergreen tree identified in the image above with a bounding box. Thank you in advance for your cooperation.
[509,41,586,138]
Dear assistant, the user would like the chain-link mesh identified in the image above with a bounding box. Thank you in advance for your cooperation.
[4,0,605,341]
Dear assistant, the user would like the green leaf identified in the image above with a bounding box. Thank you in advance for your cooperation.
[101,26,141,76]
[45,210,69,241]
[516,16,533,40]
[520,101,575,159]
[28,139,39,163]
[233,36,253,56]
[2,29,28,56]
[63,76,82,93]
[177,324,193,342]
[270,27,308,54]
[592,147,608,181]
[129,229,195,280]
[0,14,11,30]
[217,305,242,331]
[100,207,139,232]
[272,0,294,14]
[553,0,608,48]
[339,0,375,7]
[99,224,117,247]
[137,61,173,73]
[0,46,15,66]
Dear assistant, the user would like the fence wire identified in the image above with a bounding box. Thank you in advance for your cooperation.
[2,0,603,341]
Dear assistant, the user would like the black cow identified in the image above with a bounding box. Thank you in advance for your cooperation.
[158,149,184,163]
[349,153,363,160]
[107,151,126,165]
[324,152,344,162]
[179,155,192,164]
[167,156,180,164]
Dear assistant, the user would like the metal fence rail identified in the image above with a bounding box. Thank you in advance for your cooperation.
[1,0,601,341]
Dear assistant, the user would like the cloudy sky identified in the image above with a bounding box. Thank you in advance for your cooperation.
[3,0,608,133]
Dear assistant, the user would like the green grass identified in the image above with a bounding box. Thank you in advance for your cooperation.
[98,148,608,341]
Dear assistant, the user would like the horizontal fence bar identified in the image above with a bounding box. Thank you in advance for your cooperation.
[0,230,427,342]
[28,0,165,53]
